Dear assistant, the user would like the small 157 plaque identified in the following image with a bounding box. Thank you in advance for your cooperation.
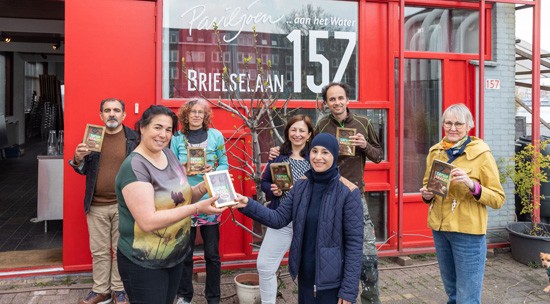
[204,170,238,208]
[83,124,106,152]
[336,127,356,156]
[187,147,206,175]
[427,159,455,197]
[270,162,293,191]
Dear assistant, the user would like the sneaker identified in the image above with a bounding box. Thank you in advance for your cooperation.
[174,296,192,304]
[113,291,128,304]
[78,291,112,304]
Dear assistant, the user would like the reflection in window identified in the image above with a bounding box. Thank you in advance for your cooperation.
[365,191,387,242]
[405,7,479,53]
[170,66,179,80]
[396,59,441,193]
[169,32,179,43]
[169,50,179,62]
[354,109,387,162]
[162,0,358,100]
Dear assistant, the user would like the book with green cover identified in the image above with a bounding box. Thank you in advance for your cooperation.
[427,159,455,197]
[204,170,238,208]
[83,124,106,152]
[270,162,293,191]
[336,127,356,156]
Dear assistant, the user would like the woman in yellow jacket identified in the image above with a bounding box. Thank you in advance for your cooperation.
[420,103,505,304]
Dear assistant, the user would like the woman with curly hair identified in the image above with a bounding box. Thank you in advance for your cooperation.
[170,98,228,304]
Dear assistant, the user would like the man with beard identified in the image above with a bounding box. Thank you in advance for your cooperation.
[69,98,138,304]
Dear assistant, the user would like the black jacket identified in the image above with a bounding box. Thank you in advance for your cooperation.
[68,125,138,213]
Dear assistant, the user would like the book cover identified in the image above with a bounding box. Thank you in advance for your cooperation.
[83,124,106,152]
[336,127,356,156]
[427,159,455,197]
[187,147,206,174]
[204,170,238,208]
[270,162,293,191]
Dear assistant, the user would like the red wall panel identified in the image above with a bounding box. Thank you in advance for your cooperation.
[64,0,156,271]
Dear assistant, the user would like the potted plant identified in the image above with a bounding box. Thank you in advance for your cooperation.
[501,139,550,265]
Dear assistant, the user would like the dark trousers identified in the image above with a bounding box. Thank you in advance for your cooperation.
[117,250,184,304]
[178,224,221,304]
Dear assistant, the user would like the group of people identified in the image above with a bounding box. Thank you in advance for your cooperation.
[70,81,505,304]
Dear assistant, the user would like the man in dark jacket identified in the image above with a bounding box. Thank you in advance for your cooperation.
[69,98,138,304]
[316,82,383,304]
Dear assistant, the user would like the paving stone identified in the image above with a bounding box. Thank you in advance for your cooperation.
[0,251,549,303]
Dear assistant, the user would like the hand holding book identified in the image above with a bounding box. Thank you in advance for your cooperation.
[449,168,475,191]
[232,193,250,209]
[270,184,284,197]
[194,195,227,215]
[426,160,455,197]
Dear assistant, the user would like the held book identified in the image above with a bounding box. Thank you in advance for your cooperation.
[203,170,238,208]
[83,124,106,152]
[269,162,293,191]
[427,159,455,197]
[336,127,356,156]
[187,147,206,175]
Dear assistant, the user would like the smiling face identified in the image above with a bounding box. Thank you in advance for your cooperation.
[287,120,312,150]
[140,114,174,153]
[443,114,469,143]
[100,100,126,132]
[188,104,206,130]
[310,145,334,173]
[325,85,350,119]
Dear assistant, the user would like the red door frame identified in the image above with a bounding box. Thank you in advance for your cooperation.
[63,0,157,272]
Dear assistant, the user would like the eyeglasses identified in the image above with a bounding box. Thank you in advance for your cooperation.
[443,121,466,129]
[190,110,205,117]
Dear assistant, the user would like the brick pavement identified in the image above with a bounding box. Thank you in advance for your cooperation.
[0,249,549,303]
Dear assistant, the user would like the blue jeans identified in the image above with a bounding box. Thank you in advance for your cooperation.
[432,230,487,304]
[117,250,184,304]
[178,224,221,304]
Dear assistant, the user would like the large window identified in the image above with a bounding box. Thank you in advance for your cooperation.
[397,59,442,193]
[162,0,358,100]
[405,7,480,53]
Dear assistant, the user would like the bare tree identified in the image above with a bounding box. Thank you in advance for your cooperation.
[181,24,302,207]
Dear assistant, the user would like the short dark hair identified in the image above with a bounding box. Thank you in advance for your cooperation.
[321,82,351,103]
[135,105,178,136]
[100,98,125,112]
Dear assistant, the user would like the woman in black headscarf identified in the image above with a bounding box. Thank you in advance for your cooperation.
[234,133,364,304]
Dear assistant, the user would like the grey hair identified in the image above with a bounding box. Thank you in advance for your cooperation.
[442,103,474,130]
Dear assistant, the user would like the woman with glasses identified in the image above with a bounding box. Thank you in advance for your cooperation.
[419,103,505,304]
[170,98,228,304]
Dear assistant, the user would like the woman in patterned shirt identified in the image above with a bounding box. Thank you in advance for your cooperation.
[258,115,314,303]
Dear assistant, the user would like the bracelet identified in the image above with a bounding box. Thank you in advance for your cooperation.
[195,206,199,215]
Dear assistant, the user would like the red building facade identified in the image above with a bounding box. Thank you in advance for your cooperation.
[62,0,539,272]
